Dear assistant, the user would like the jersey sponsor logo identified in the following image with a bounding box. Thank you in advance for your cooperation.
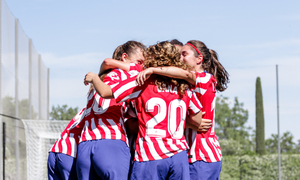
[128,70,139,77]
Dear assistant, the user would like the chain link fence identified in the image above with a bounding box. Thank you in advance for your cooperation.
[0,0,49,179]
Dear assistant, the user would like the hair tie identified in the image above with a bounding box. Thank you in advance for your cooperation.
[186,43,202,57]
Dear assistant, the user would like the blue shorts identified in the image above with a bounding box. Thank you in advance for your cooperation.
[130,151,190,180]
[47,152,77,180]
[189,160,222,180]
[76,139,131,180]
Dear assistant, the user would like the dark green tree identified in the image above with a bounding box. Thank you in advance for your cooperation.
[265,131,296,153]
[50,104,79,120]
[255,77,266,155]
[215,96,253,155]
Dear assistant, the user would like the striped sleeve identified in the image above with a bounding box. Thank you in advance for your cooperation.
[112,76,143,103]
[188,91,202,115]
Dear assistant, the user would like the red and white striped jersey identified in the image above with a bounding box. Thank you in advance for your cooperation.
[79,63,142,145]
[50,108,86,158]
[185,71,222,163]
[50,63,142,157]
[112,75,202,162]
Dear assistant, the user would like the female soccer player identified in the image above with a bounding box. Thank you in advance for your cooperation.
[136,40,229,180]
[47,108,85,180]
[86,41,205,179]
[76,40,146,180]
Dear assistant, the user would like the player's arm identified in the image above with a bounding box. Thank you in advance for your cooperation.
[187,110,202,129]
[136,67,196,85]
[84,72,113,98]
[185,116,212,132]
[99,58,131,75]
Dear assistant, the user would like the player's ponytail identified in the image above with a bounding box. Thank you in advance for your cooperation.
[187,40,229,92]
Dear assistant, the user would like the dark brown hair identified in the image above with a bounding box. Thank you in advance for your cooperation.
[187,40,229,92]
[144,41,190,95]
[170,39,183,46]
[112,40,146,60]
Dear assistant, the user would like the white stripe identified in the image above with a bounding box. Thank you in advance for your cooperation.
[98,118,111,139]
[209,138,221,161]
[137,138,149,162]
[106,119,122,139]
[119,69,127,80]
[156,138,173,157]
[110,82,119,89]
[211,96,216,112]
[69,133,76,157]
[201,138,216,162]
[119,90,142,103]
[114,80,138,100]
[194,87,207,95]
[62,133,68,154]
[186,88,192,97]
[167,139,180,152]
[198,146,206,162]
[85,107,92,116]
[84,121,92,141]
[196,74,210,84]
[144,137,162,160]
[91,118,101,139]
[54,139,59,152]
[189,99,201,114]
[176,139,188,150]
[193,92,202,109]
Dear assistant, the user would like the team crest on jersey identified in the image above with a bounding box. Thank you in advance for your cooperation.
[107,71,120,81]
[128,70,139,78]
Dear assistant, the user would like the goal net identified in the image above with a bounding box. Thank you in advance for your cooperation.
[22,120,69,180]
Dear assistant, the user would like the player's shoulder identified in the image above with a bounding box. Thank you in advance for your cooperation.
[195,71,215,84]
[106,69,121,79]
[129,63,143,72]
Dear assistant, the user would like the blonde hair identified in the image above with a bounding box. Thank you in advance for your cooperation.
[144,41,191,95]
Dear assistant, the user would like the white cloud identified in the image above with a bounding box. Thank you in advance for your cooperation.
[41,52,111,109]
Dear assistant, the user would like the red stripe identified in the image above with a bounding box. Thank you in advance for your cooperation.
[102,119,116,139]
[51,141,58,152]
[87,119,97,139]
[57,139,63,152]
[135,137,143,162]
[97,119,107,139]
[152,138,168,159]
[142,138,155,161]
[65,137,72,156]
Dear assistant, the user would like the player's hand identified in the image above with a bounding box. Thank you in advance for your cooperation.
[197,118,212,132]
[84,72,97,86]
[136,68,153,86]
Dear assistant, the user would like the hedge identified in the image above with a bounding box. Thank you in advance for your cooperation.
[220,154,300,180]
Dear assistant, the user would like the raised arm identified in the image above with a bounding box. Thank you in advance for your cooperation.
[99,58,131,75]
[136,67,196,85]
[84,72,114,98]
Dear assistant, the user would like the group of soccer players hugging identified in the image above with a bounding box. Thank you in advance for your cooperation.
[47,39,229,180]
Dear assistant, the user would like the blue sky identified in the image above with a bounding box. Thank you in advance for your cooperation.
[5,0,300,142]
